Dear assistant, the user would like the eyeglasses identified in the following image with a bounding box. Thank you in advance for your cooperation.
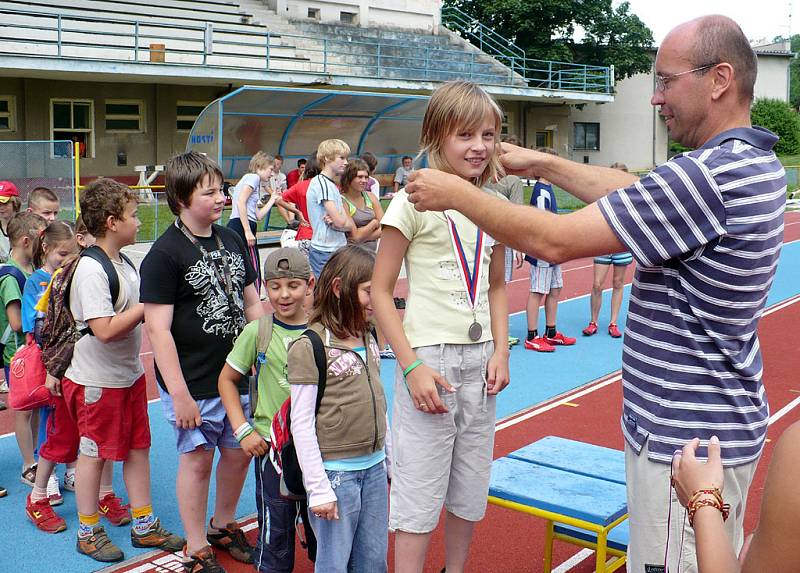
[654,63,718,92]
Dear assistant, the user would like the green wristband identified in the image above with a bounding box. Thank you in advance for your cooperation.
[403,359,424,379]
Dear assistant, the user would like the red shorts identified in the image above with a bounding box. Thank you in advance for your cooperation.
[38,395,79,464]
[62,375,151,461]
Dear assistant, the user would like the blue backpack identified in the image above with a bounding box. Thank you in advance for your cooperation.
[0,264,27,357]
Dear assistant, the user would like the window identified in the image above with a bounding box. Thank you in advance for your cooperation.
[307,7,320,19]
[176,101,208,132]
[340,11,358,24]
[105,99,144,132]
[573,122,600,151]
[51,99,94,157]
[0,96,15,132]
[535,130,553,149]
[501,112,510,136]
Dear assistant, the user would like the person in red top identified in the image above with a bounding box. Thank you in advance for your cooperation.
[281,157,319,255]
[286,158,307,188]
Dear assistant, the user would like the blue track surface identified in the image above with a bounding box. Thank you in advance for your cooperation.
[1,241,798,572]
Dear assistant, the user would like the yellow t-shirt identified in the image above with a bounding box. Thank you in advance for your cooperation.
[381,189,504,348]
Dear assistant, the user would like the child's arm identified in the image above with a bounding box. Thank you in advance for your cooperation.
[5,300,21,332]
[372,227,454,414]
[486,245,510,395]
[323,200,354,232]
[85,303,144,343]
[348,218,381,243]
[145,302,202,429]
[243,284,263,321]
[237,184,257,246]
[291,383,338,519]
[218,363,268,458]
[254,193,277,222]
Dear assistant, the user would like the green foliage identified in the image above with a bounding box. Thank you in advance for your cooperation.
[668,141,692,156]
[445,0,654,80]
[750,98,800,156]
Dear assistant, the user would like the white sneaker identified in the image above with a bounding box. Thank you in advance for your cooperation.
[47,472,63,506]
[0,380,8,393]
[63,471,76,492]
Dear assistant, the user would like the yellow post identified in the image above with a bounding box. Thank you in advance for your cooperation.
[73,140,81,218]
[543,520,555,573]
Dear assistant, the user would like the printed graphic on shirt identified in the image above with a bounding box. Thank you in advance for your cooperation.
[185,248,247,337]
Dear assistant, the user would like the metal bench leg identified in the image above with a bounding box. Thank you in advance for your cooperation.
[595,529,608,573]
[543,520,555,573]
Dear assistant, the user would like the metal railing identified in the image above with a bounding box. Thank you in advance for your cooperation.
[0,7,611,92]
[442,5,612,94]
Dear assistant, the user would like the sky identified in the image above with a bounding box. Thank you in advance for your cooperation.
[617,0,795,45]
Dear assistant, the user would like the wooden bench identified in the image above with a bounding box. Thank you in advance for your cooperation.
[489,436,628,573]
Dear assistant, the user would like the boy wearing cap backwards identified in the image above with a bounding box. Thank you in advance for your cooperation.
[0,181,22,263]
[219,247,314,573]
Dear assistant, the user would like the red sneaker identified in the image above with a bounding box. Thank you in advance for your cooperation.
[524,337,555,352]
[608,323,622,338]
[98,494,131,526]
[582,322,598,336]
[545,332,577,346]
[26,494,67,533]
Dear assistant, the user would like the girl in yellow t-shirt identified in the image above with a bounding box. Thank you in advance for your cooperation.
[373,81,510,573]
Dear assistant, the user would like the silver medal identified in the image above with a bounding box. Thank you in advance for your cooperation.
[468,321,482,341]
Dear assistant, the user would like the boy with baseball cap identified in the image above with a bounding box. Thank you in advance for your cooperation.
[0,181,22,263]
[219,247,314,573]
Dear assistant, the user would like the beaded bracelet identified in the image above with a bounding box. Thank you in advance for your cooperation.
[687,488,730,526]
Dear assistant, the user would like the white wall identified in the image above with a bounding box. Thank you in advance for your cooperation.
[284,0,441,31]
[754,55,790,101]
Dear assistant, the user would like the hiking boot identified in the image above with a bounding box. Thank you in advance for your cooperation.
[183,545,225,573]
[582,321,598,336]
[98,493,131,526]
[77,525,124,562]
[47,472,63,506]
[545,332,577,346]
[207,520,255,563]
[608,323,622,338]
[524,337,555,352]
[131,518,185,552]
[26,494,67,534]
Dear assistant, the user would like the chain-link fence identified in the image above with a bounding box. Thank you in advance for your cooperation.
[0,140,76,219]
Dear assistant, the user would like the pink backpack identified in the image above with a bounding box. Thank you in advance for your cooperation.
[8,333,51,410]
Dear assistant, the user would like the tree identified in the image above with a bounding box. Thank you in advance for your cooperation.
[445,0,654,81]
[750,98,800,156]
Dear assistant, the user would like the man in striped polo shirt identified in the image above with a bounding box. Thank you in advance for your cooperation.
[404,15,786,573]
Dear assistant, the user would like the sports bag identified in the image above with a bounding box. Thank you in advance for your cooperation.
[8,333,50,410]
[269,329,327,500]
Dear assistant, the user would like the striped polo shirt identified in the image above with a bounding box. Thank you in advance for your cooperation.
[598,127,786,467]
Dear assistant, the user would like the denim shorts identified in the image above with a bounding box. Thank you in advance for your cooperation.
[158,386,250,455]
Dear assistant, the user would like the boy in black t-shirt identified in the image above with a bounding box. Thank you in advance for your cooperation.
[141,152,264,573]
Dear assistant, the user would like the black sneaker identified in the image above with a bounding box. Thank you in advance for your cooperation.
[206,520,254,564]
[76,526,124,562]
[183,545,225,573]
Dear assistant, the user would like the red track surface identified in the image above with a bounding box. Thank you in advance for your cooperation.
[3,213,799,573]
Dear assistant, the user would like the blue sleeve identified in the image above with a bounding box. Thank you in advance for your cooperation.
[21,274,45,334]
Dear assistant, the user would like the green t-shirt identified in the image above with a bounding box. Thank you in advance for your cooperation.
[225,316,307,437]
[0,258,29,366]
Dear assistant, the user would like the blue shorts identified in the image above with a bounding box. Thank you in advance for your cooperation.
[594,252,633,266]
[158,386,250,455]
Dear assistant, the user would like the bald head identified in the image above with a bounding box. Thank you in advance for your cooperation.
[664,15,757,103]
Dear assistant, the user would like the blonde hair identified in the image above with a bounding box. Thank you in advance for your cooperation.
[419,81,504,188]
[316,139,350,166]
[248,151,275,173]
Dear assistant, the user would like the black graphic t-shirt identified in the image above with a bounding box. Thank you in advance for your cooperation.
[140,223,257,399]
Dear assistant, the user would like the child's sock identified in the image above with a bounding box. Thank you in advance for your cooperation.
[545,325,557,338]
[31,484,48,503]
[131,505,155,535]
[78,512,100,539]
[98,485,114,500]
[527,330,538,341]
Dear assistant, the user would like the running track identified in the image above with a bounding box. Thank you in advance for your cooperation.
[0,212,797,572]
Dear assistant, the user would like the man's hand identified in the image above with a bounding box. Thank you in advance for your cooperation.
[497,142,545,178]
[405,169,470,213]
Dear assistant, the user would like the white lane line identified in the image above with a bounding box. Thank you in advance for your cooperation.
[769,395,800,425]
[552,549,595,573]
